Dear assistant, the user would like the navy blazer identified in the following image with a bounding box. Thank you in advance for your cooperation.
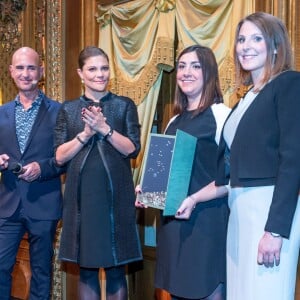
[0,94,63,220]
[216,71,300,238]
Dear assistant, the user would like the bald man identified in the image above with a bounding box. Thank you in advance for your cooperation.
[0,47,64,300]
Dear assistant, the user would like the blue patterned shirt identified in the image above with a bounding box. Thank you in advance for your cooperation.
[15,91,43,153]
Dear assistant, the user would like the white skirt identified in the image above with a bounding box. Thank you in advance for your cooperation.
[227,186,300,300]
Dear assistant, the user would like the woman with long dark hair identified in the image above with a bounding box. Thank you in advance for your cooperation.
[137,45,230,300]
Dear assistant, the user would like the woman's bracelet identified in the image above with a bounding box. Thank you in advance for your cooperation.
[76,134,86,145]
[188,195,197,210]
[103,126,114,140]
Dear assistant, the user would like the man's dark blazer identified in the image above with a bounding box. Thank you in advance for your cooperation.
[0,93,63,220]
[216,71,300,238]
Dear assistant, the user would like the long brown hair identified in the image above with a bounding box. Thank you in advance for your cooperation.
[234,12,293,91]
[173,45,223,116]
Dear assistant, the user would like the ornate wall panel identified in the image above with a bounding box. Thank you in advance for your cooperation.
[0,0,26,104]
[0,0,64,104]
[45,0,65,101]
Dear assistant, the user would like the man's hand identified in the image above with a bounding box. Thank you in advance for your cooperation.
[0,154,9,170]
[18,162,41,182]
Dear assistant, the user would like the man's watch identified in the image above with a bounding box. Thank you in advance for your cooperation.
[270,232,281,237]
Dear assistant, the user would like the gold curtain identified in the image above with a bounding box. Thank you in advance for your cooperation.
[175,0,253,106]
[97,0,175,104]
[96,0,253,183]
[97,0,176,182]
[176,0,233,60]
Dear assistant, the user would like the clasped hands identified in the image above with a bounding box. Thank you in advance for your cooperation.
[81,106,110,137]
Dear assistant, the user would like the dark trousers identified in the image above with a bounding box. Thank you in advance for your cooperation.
[0,205,58,300]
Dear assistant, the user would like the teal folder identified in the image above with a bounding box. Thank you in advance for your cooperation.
[163,130,197,216]
[138,133,175,210]
[139,130,197,214]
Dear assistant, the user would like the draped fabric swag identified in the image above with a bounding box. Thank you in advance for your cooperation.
[97,0,253,183]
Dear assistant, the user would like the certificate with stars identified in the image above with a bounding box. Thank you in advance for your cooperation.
[138,130,197,213]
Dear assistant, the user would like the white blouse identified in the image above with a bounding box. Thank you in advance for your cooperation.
[223,89,258,148]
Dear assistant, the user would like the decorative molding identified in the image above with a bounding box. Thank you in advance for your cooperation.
[0,0,26,52]
[45,1,64,298]
[0,0,26,104]
[45,0,64,102]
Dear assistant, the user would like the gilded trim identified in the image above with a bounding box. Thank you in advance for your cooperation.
[45,0,64,102]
